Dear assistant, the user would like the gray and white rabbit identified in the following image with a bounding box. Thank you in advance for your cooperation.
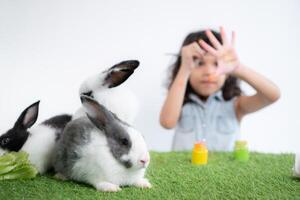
[0,101,72,174]
[53,95,151,192]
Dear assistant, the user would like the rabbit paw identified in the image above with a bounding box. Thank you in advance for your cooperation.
[54,173,68,181]
[134,178,152,189]
[95,182,121,192]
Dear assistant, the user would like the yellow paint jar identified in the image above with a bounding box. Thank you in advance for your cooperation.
[192,141,208,165]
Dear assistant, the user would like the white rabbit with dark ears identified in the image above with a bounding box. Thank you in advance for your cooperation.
[73,60,140,124]
[293,153,300,178]
[54,95,151,192]
[0,101,72,174]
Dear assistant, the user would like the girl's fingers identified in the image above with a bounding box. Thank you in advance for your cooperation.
[231,31,236,47]
[199,40,218,57]
[192,42,205,56]
[220,26,229,46]
[206,30,222,49]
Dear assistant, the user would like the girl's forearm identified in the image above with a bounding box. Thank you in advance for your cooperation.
[234,64,281,103]
[160,67,190,129]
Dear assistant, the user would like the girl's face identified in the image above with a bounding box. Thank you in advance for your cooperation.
[189,53,226,98]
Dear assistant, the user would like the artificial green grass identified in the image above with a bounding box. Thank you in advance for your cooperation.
[0,152,299,200]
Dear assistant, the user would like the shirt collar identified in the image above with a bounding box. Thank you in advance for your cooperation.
[189,91,224,107]
[213,91,224,101]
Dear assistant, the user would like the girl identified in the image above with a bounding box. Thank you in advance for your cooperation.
[160,27,280,151]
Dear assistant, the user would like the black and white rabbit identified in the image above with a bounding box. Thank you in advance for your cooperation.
[0,101,72,174]
[73,60,140,124]
[54,95,151,192]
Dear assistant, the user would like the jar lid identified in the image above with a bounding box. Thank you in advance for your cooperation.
[235,140,248,148]
[194,141,206,150]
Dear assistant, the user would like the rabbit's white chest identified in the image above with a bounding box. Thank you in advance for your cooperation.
[22,125,56,174]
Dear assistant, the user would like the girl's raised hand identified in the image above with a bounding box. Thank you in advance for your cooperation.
[180,42,205,72]
[199,27,240,76]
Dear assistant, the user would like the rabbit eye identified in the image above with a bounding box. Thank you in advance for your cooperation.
[121,138,129,146]
[1,138,10,146]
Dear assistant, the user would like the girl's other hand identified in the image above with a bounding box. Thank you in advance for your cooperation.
[199,26,241,77]
[180,42,205,73]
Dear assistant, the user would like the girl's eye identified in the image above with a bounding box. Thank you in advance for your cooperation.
[194,59,203,66]
[214,61,218,66]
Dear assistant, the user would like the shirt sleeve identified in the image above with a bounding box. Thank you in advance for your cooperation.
[223,98,238,120]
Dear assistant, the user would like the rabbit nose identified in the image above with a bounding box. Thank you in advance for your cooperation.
[140,158,149,165]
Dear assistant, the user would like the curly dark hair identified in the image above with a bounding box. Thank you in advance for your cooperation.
[166,30,242,103]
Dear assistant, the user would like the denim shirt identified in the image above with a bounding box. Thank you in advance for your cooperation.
[172,92,240,151]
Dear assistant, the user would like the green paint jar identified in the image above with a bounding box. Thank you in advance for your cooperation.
[234,141,249,162]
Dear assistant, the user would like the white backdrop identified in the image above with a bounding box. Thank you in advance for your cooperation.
[0,0,299,153]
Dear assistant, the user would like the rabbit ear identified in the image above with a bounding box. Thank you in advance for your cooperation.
[103,60,139,88]
[80,95,114,130]
[78,60,139,97]
[14,101,40,129]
